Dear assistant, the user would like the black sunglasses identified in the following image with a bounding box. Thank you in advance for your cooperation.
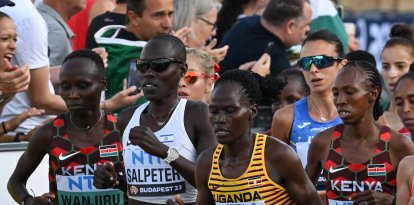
[136,58,184,73]
[297,55,343,71]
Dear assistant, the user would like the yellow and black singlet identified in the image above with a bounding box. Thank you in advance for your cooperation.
[208,134,295,205]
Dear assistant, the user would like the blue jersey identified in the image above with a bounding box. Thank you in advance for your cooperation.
[290,98,342,167]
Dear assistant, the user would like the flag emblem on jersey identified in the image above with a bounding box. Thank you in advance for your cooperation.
[99,144,118,157]
[248,177,262,188]
[367,164,386,176]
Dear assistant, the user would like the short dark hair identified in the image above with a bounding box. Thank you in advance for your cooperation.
[345,50,377,67]
[340,61,383,120]
[302,29,345,58]
[262,0,308,27]
[145,35,186,62]
[126,0,145,24]
[62,49,105,76]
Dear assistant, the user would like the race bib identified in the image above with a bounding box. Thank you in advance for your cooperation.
[328,199,353,205]
[216,201,265,205]
[56,175,124,205]
[124,149,186,196]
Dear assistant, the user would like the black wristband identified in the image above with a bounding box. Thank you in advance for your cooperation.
[21,194,33,205]
[2,121,7,134]
[14,132,25,142]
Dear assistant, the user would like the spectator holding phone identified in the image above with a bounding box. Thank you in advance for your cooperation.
[178,48,218,104]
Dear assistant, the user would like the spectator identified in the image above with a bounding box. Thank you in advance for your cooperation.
[219,0,312,76]
[173,0,228,63]
[8,50,126,205]
[94,0,188,112]
[86,0,126,49]
[37,0,87,67]
[215,0,269,44]
[178,48,217,104]
[0,0,142,137]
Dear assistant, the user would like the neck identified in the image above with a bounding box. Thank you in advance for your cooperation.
[113,3,126,14]
[260,18,288,47]
[388,99,397,113]
[342,121,380,141]
[222,132,254,159]
[43,0,72,21]
[148,95,180,114]
[69,109,103,129]
[307,94,337,121]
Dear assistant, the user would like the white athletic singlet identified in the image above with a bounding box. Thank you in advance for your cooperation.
[122,99,197,204]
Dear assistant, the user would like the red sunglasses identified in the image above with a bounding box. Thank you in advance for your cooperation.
[183,70,219,84]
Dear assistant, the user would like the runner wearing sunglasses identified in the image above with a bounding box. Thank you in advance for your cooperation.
[272,30,347,196]
[93,35,216,205]
[178,48,217,104]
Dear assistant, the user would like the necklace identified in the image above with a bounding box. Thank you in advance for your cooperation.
[69,110,103,132]
[148,99,180,126]
[308,97,334,122]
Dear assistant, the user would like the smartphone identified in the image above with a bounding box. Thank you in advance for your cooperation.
[127,59,142,95]
[264,41,275,55]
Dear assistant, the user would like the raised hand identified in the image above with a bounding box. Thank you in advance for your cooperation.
[203,39,228,64]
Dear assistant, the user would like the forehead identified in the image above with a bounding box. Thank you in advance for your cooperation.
[211,82,244,105]
[60,59,100,78]
[382,45,414,62]
[144,0,173,13]
[300,40,338,58]
[141,41,176,59]
[0,17,15,29]
[334,68,362,88]
[395,78,414,96]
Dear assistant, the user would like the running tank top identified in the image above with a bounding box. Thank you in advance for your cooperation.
[48,113,125,205]
[324,125,396,205]
[122,99,197,204]
[208,134,294,205]
[290,98,342,167]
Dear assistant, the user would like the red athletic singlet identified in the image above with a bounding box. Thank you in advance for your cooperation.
[48,113,125,205]
[324,125,396,204]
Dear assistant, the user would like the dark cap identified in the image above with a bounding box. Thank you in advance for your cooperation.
[0,0,14,7]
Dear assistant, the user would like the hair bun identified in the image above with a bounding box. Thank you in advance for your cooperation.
[389,23,414,41]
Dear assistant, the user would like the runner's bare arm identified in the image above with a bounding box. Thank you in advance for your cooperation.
[396,156,414,205]
[195,149,216,205]
[271,104,294,143]
[267,138,322,205]
[305,129,332,185]
[8,124,54,204]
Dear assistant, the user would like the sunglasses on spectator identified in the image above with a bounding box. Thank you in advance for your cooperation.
[298,55,343,71]
[183,70,219,84]
[136,58,184,73]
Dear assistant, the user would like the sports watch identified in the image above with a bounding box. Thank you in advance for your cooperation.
[163,147,179,164]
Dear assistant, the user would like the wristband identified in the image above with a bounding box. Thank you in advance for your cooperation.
[2,121,7,134]
[14,132,25,142]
